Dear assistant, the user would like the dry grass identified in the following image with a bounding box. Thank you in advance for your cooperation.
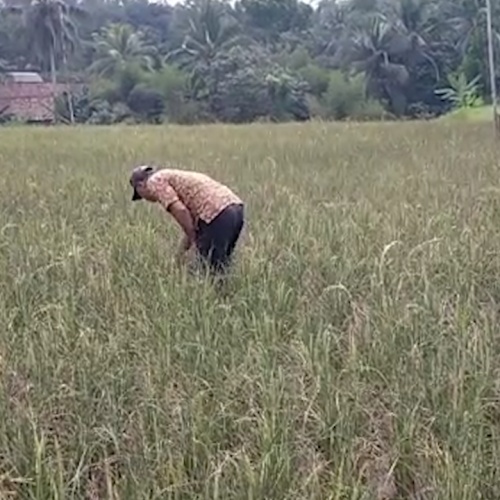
[1,121,500,499]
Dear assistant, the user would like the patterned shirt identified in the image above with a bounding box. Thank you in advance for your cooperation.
[144,169,243,224]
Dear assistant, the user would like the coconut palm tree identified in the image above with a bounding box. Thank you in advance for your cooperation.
[3,0,85,123]
[12,0,86,86]
[167,0,245,71]
[89,23,157,78]
[443,0,485,55]
[165,0,248,101]
[388,0,440,79]
[310,0,355,60]
[334,13,410,114]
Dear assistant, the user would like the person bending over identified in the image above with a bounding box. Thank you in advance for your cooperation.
[129,165,245,275]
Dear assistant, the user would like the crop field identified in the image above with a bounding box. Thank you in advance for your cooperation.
[0,121,500,499]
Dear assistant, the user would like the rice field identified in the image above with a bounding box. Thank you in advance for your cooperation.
[1,121,500,499]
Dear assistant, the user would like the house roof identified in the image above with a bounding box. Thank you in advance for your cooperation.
[5,72,44,83]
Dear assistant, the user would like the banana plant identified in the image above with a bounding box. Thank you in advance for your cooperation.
[434,71,483,108]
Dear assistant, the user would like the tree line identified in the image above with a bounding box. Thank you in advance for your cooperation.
[0,0,498,124]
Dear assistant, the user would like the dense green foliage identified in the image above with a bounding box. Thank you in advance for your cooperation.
[0,0,499,123]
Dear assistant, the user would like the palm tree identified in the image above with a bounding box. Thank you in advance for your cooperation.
[443,0,485,55]
[388,0,440,79]
[11,0,86,86]
[5,0,86,123]
[167,0,245,71]
[334,13,410,114]
[310,0,355,60]
[89,23,157,78]
[166,0,247,101]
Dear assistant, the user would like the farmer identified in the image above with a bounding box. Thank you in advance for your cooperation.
[129,165,244,275]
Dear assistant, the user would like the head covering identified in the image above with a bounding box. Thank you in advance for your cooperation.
[129,165,155,201]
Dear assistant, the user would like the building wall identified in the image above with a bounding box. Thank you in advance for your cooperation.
[0,82,66,122]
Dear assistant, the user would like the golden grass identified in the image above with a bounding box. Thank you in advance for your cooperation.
[1,121,500,498]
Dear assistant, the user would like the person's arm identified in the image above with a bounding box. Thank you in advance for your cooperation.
[167,200,196,256]
[149,177,196,261]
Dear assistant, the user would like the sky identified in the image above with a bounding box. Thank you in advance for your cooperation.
[163,0,320,4]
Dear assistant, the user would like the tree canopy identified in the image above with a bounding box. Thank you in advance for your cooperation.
[0,0,499,124]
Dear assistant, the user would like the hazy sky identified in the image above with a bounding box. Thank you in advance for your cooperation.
[164,0,320,4]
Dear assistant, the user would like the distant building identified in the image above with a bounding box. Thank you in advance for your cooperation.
[0,71,67,123]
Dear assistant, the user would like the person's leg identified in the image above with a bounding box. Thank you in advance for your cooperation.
[195,204,244,275]
[194,220,216,275]
[209,204,244,273]
[221,204,244,266]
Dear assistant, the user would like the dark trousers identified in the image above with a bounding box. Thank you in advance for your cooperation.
[195,203,244,274]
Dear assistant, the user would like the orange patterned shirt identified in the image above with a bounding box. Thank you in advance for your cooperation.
[143,169,243,224]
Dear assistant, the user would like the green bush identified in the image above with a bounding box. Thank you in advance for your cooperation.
[321,71,364,119]
[202,46,310,123]
[283,46,310,70]
[86,101,131,125]
[85,64,193,124]
[90,64,148,105]
[88,78,119,104]
[144,65,188,121]
[298,63,330,97]
[168,99,213,125]
[349,98,387,121]
[127,85,165,123]
[55,88,94,124]
[321,71,386,121]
